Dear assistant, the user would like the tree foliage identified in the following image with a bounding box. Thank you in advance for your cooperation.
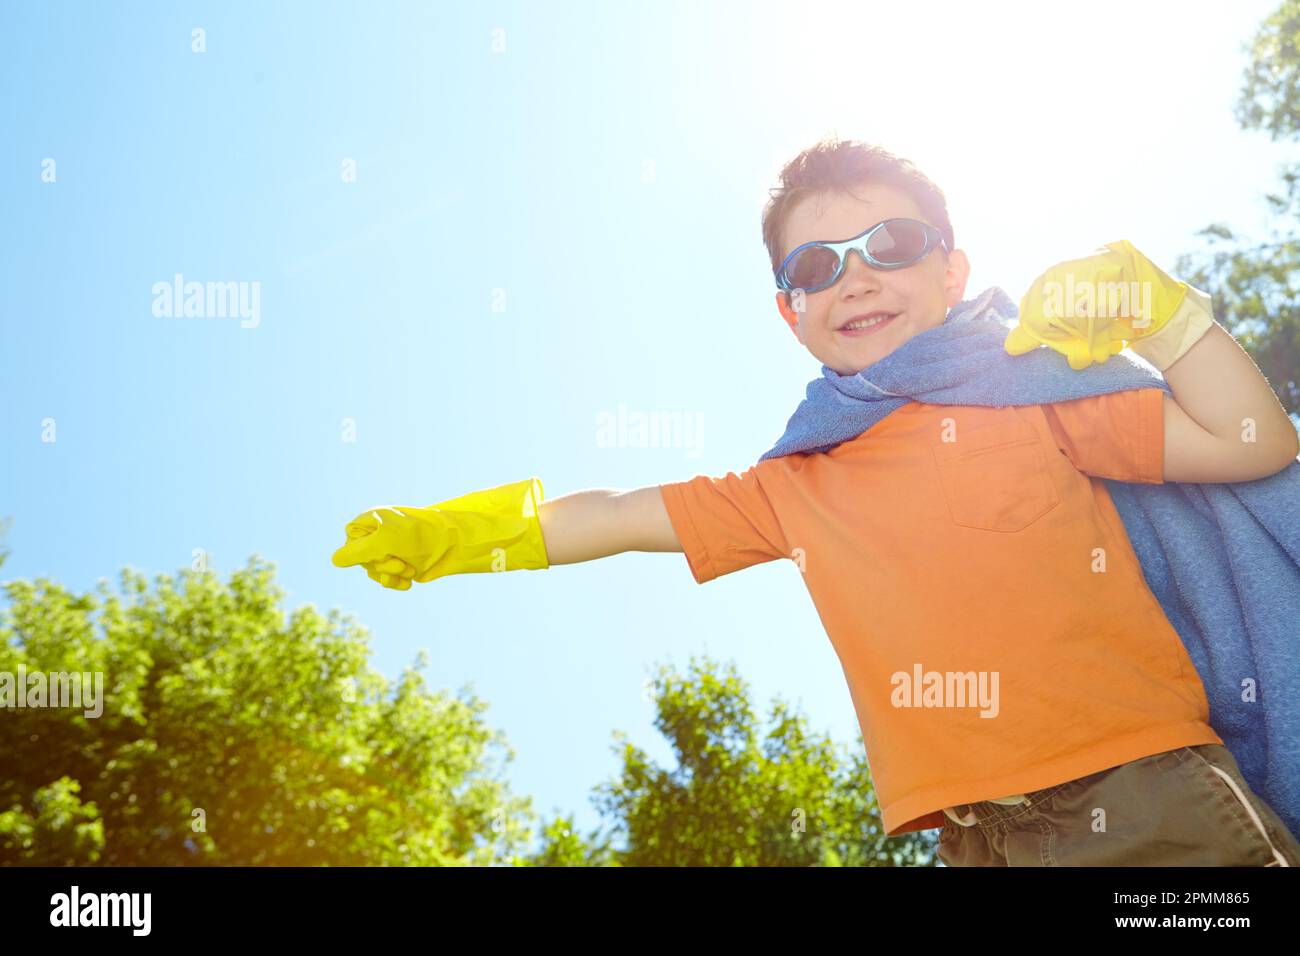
[0,558,535,865]
[536,657,936,867]
[0,555,927,865]
[1174,0,1300,416]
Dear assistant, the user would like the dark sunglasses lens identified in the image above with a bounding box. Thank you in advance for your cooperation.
[867,220,929,264]
[785,245,839,290]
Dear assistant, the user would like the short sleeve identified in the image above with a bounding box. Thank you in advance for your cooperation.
[658,463,792,584]
[1042,388,1165,484]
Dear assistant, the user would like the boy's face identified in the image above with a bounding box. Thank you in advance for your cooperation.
[774,180,971,374]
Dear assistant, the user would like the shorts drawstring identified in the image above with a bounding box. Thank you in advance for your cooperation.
[943,792,1029,827]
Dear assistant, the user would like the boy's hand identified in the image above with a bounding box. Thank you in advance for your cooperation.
[1004,240,1205,371]
[332,507,450,589]
[331,478,550,591]
[364,556,418,590]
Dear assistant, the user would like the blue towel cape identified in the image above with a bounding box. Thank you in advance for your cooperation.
[760,286,1300,840]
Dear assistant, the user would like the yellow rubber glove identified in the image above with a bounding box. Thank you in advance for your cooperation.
[332,477,550,590]
[1004,239,1215,371]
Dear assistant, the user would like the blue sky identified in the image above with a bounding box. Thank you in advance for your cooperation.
[2,0,1294,850]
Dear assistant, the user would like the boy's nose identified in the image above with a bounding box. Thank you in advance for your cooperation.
[837,248,884,294]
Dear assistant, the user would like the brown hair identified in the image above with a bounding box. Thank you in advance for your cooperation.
[761,136,955,285]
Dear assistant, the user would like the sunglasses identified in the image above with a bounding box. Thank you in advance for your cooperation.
[775,217,949,295]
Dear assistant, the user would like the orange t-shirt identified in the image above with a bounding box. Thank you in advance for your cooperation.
[657,388,1222,836]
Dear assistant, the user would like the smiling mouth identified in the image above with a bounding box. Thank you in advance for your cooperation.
[837,313,899,336]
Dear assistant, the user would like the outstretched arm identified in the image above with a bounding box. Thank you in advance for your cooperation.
[333,480,684,590]
[538,486,682,565]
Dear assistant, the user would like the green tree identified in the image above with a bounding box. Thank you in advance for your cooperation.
[1,553,932,866]
[1174,0,1300,416]
[0,557,536,865]
[529,813,620,867]
[531,657,937,866]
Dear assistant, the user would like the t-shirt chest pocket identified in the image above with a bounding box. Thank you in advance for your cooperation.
[929,419,1061,532]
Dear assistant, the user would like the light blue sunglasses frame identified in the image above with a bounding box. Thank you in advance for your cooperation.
[775,217,949,294]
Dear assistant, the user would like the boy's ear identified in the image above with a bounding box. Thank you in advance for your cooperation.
[775,291,801,339]
[943,249,972,308]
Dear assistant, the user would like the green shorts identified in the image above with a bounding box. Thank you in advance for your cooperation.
[936,744,1300,867]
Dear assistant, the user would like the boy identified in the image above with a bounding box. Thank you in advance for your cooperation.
[333,139,1300,867]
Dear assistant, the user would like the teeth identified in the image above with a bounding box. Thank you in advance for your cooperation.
[842,314,894,331]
